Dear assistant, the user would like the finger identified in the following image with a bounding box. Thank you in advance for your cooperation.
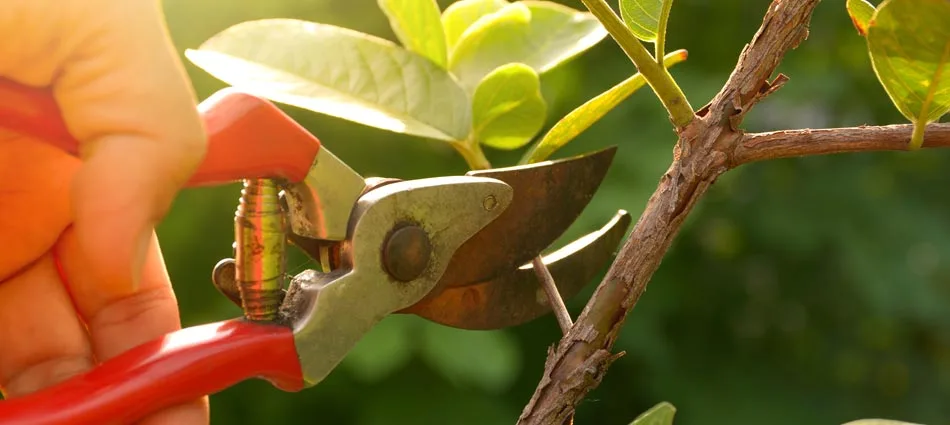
[55,227,210,424]
[59,0,206,297]
[0,132,79,281]
[0,252,93,398]
[1,0,206,297]
[56,228,179,355]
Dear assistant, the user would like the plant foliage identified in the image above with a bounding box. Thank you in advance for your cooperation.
[178,0,950,423]
[186,0,623,169]
[847,0,950,149]
[628,402,676,425]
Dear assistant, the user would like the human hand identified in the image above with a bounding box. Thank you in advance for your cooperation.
[0,1,208,423]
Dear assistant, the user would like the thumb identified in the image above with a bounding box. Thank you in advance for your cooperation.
[1,0,206,294]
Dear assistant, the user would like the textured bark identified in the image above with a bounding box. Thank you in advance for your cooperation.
[734,123,950,165]
[518,0,950,422]
[518,1,823,423]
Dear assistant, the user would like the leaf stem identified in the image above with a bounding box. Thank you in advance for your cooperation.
[520,49,689,164]
[579,0,694,128]
[655,0,674,63]
[910,121,927,150]
[454,139,492,170]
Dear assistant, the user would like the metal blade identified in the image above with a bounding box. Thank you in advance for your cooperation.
[434,146,617,292]
[286,147,615,283]
[400,210,631,330]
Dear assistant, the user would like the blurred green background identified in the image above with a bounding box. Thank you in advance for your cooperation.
[156,0,950,424]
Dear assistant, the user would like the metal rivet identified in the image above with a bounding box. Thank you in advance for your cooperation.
[482,194,498,211]
[383,225,432,282]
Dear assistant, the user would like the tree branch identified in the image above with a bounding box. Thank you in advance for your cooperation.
[518,1,822,423]
[733,123,950,165]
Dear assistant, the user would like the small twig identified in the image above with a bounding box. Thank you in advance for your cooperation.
[457,133,575,337]
[531,255,576,425]
[532,257,573,333]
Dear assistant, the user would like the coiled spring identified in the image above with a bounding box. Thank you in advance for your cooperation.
[233,178,287,321]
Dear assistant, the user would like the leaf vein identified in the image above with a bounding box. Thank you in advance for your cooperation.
[632,0,659,23]
[880,52,927,107]
[919,40,950,122]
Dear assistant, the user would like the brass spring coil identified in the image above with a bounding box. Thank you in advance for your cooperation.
[234,178,286,321]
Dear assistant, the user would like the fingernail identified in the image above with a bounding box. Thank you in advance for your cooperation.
[131,227,153,290]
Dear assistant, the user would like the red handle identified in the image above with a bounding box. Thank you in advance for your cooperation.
[0,320,304,425]
[0,78,322,186]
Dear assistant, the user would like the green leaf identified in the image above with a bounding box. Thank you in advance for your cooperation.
[521,49,688,164]
[441,0,509,51]
[629,402,676,425]
[185,19,471,142]
[846,0,876,36]
[472,63,547,150]
[866,0,950,149]
[418,322,521,393]
[619,0,672,43]
[448,1,608,91]
[377,0,448,68]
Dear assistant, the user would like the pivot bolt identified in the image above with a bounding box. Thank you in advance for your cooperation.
[482,194,498,211]
[382,225,432,282]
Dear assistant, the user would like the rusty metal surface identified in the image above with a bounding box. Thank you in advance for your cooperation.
[226,148,629,329]
[434,146,617,291]
[382,225,433,282]
[400,210,631,329]
[286,147,616,293]
[282,148,367,241]
[281,176,512,387]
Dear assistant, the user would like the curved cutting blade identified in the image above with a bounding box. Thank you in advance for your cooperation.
[432,146,617,294]
[401,210,631,330]
[288,147,615,285]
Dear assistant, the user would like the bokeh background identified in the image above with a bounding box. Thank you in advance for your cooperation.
[155,0,950,424]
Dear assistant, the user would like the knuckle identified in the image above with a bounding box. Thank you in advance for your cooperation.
[88,285,179,348]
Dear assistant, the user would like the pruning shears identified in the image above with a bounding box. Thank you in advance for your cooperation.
[0,78,630,425]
